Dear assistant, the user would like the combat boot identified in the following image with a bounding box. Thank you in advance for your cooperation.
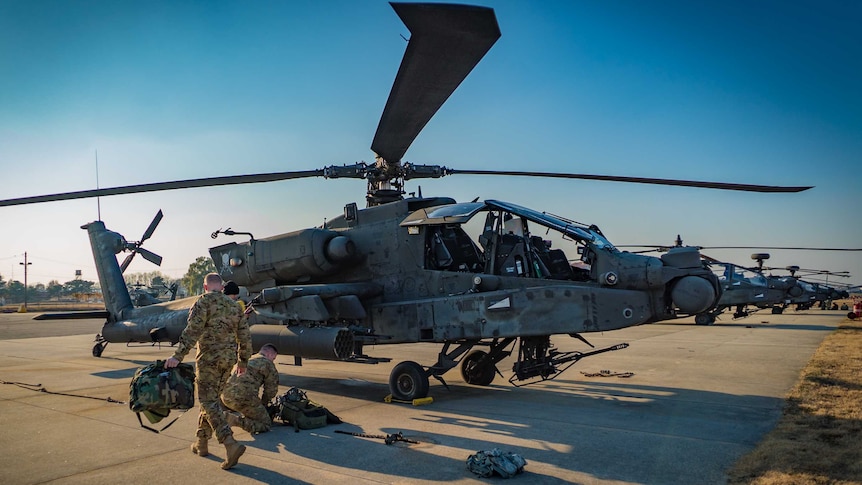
[190,437,209,457]
[226,411,243,429]
[221,436,246,470]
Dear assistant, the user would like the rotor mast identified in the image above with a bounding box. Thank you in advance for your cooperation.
[367,157,405,206]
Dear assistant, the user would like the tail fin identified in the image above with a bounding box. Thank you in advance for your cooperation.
[82,221,134,319]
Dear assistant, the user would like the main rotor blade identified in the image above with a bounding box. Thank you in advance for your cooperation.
[141,210,164,242]
[699,254,762,273]
[0,170,325,207]
[772,268,850,277]
[792,268,851,274]
[700,254,724,265]
[138,248,163,267]
[700,246,862,251]
[447,169,812,193]
[619,243,860,251]
[371,3,500,163]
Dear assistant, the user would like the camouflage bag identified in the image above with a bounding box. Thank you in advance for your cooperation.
[466,448,527,478]
[129,360,196,433]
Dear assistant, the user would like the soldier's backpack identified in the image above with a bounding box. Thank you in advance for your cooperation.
[269,387,341,432]
[129,360,196,433]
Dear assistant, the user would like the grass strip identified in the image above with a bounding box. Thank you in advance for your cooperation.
[728,317,862,484]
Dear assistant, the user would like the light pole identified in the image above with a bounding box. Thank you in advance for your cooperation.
[19,252,32,311]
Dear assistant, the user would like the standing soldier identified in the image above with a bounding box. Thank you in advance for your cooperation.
[223,280,246,313]
[165,272,251,470]
[222,343,279,434]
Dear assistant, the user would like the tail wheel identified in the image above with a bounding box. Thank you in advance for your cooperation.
[461,350,496,386]
[389,361,429,401]
[92,342,106,357]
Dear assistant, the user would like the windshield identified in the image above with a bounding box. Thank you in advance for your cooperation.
[747,274,768,287]
[716,264,768,287]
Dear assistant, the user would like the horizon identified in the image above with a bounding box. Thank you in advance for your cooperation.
[1,1,860,289]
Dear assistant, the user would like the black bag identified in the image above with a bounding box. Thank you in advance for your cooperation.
[129,360,196,433]
[270,387,341,431]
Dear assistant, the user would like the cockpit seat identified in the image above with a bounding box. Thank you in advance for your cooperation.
[529,236,574,280]
[545,249,575,280]
[429,226,484,272]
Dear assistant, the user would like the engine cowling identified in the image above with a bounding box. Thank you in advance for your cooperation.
[210,228,356,287]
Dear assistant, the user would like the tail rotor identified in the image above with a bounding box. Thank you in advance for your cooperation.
[120,210,164,272]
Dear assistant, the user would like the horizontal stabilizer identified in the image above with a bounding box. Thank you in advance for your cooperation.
[33,310,110,321]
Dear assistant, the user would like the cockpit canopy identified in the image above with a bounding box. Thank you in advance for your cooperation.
[401,199,611,280]
[401,200,616,249]
[714,263,769,287]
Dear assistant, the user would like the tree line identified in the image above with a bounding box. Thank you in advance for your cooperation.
[0,256,217,305]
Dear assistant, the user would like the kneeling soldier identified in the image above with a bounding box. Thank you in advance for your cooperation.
[222,343,279,434]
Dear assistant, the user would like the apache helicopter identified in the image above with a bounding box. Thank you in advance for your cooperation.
[696,253,804,324]
[7,3,813,400]
[781,267,852,310]
[129,281,180,307]
[796,282,849,310]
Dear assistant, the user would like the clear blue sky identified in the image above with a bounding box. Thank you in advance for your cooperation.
[1,0,860,290]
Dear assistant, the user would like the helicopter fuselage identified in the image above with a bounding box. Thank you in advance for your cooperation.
[207,198,719,356]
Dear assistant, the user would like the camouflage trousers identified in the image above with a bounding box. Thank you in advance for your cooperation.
[195,355,236,443]
[221,393,272,434]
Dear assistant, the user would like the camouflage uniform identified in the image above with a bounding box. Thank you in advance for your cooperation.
[221,352,278,434]
[172,290,251,444]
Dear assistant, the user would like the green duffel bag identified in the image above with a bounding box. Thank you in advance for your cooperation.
[281,400,328,430]
[272,387,339,431]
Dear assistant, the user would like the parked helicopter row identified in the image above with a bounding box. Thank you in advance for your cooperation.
[2,3,835,400]
[695,254,852,324]
[618,236,858,325]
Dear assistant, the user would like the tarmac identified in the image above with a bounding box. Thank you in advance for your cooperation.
[0,310,847,484]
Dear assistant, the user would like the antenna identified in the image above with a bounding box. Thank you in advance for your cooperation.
[95,149,101,221]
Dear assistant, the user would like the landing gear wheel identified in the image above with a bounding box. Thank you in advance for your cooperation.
[92,342,107,357]
[461,350,496,386]
[771,306,784,314]
[694,314,714,326]
[389,361,429,401]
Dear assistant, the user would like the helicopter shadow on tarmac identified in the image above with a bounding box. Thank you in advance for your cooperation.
[657,312,844,332]
[232,372,788,484]
[708,321,837,332]
[710,309,848,331]
[88,356,163,380]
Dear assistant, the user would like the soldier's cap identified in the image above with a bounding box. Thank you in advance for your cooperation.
[223,281,240,295]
